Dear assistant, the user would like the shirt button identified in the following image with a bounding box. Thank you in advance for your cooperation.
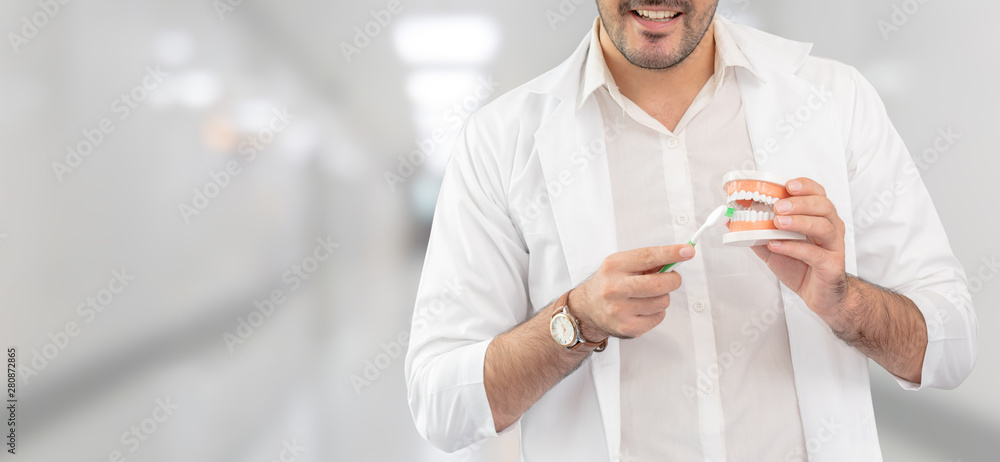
[692,302,704,312]
[675,214,689,225]
[666,137,680,149]
[700,384,712,394]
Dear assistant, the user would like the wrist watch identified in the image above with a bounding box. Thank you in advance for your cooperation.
[549,290,607,353]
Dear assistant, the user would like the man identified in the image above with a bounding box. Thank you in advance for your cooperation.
[404,1,979,460]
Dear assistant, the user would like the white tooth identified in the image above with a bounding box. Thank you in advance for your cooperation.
[769,212,775,220]
[753,191,760,202]
[738,190,747,200]
[752,210,759,221]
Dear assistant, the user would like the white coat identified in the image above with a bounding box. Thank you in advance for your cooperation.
[404,17,978,462]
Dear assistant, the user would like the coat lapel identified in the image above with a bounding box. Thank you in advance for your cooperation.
[535,94,622,459]
[732,20,881,458]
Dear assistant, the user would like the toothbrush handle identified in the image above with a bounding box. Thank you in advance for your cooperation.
[658,261,681,273]
[658,241,695,273]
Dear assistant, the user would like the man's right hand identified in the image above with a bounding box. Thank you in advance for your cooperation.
[570,244,694,340]
[483,244,694,432]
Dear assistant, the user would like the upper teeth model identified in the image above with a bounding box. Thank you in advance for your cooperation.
[721,170,808,246]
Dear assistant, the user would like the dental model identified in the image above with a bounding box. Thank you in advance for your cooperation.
[722,170,808,246]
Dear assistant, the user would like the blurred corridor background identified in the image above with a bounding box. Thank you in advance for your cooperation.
[0,0,997,460]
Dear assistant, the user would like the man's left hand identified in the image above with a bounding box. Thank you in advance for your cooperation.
[751,177,850,327]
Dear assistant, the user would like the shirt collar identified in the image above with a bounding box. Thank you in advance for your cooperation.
[578,16,761,111]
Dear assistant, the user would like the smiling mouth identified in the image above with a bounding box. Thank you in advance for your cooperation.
[631,9,682,21]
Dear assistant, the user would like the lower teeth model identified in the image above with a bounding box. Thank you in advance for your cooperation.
[721,170,808,246]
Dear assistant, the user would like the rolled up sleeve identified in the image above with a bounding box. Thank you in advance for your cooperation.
[844,66,979,390]
[404,113,530,452]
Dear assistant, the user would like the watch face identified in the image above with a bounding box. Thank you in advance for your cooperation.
[550,313,576,347]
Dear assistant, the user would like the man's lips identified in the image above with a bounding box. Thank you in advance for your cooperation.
[629,9,683,31]
[632,8,682,20]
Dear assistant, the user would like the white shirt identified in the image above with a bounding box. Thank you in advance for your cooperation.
[404,16,978,462]
[582,18,806,461]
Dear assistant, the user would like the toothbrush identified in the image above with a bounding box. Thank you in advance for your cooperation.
[658,205,734,273]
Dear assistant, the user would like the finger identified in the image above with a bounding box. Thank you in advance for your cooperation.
[773,215,840,249]
[785,177,826,197]
[624,271,682,298]
[773,196,836,219]
[620,310,668,338]
[750,244,773,264]
[775,193,845,238]
[613,244,695,273]
[753,243,809,273]
[773,196,845,235]
[766,239,839,272]
[627,293,672,316]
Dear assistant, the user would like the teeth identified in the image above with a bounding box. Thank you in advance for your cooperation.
[727,190,780,206]
[636,9,679,20]
[729,210,776,222]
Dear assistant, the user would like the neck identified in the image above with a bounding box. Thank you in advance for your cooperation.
[598,20,716,131]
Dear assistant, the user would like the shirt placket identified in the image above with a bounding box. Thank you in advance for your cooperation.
[661,130,728,462]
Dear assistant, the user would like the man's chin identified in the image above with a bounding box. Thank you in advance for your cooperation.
[624,45,685,69]
[628,29,684,51]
